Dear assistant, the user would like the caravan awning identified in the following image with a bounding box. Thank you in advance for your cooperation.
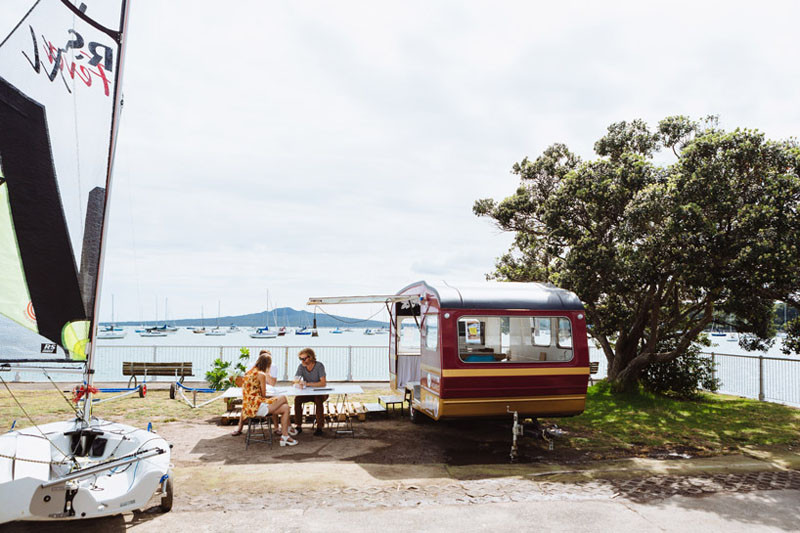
[307,295,418,306]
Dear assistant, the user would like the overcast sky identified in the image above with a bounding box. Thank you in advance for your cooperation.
[3,0,800,323]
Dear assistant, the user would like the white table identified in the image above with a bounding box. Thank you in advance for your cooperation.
[222,384,364,436]
[222,384,363,399]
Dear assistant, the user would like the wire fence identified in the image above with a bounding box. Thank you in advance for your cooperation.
[588,345,800,408]
[3,344,798,407]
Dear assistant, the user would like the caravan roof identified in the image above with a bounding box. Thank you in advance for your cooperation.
[398,280,584,311]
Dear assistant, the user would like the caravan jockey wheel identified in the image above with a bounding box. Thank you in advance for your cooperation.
[169,383,176,400]
[139,384,147,398]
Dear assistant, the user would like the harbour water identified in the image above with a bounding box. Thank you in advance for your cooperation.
[96,326,390,349]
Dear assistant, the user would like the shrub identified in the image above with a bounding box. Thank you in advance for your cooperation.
[641,344,719,399]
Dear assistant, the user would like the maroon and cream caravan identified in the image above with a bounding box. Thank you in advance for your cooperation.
[309,280,591,422]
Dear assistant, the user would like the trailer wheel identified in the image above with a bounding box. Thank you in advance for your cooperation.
[128,375,137,388]
[159,475,173,513]
[138,384,147,398]
[169,383,176,400]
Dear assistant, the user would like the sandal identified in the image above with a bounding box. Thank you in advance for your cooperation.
[275,427,298,436]
[231,429,243,436]
[280,435,298,447]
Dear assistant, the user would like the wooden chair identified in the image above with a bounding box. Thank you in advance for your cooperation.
[245,403,273,450]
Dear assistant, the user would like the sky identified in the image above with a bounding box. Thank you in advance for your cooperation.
[3,0,800,324]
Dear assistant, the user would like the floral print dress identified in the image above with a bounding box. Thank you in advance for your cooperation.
[241,368,275,418]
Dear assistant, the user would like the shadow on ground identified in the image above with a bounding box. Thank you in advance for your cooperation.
[179,415,586,476]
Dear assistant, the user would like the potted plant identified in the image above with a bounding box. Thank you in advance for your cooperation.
[205,358,232,391]
[205,347,251,390]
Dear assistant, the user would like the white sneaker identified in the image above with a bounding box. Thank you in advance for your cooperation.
[280,435,298,446]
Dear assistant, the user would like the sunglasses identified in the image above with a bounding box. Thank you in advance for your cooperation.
[299,356,308,362]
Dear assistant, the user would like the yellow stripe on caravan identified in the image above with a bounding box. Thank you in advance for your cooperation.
[442,367,590,378]
[442,394,586,405]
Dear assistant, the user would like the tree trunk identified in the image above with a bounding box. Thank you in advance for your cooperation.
[606,346,644,392]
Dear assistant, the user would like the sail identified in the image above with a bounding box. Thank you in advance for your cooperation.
[0,0,128,361]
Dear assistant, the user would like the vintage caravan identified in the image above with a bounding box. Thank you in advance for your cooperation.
[309,280,591,422]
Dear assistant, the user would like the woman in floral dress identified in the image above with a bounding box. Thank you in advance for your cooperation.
[232,352,298,446]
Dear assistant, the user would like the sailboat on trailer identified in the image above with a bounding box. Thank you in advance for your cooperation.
[0,1,172,523]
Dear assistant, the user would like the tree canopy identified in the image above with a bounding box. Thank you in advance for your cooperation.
[475,116,800,390]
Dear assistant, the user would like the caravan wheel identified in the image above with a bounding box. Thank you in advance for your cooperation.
[169,383,176,400]
[409,405,424,424]
[159,475,174,512]
[138,384,147,398]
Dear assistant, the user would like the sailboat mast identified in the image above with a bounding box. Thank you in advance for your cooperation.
[82,0,132,424]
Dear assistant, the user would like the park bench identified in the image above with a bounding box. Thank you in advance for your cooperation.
[589,361,600,385]
[122,361,193,392]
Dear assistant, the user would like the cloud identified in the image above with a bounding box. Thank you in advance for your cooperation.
[2,0,800,323]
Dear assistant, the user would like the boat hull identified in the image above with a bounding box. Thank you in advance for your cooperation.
[0,419,171,523]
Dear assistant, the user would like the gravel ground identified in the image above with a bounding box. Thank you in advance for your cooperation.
[3,416,799,531]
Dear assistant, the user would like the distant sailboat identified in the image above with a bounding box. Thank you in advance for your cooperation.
[98,295,125,339]
[193,305,206,334]
[251,291,277,338]
[140,330,168,338]
[206,301,226,336]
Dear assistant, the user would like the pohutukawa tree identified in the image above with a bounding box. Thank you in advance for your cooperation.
[474,116,800,391]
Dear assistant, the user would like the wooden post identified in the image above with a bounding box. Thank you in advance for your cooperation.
[710,352,716,385]
[283,347,289,381]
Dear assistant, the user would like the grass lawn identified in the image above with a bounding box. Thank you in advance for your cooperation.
[548,383,800,457]
[1,382,797,458]
[0,386,397,429]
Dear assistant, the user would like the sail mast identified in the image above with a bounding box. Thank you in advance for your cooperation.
[82,0,132,424]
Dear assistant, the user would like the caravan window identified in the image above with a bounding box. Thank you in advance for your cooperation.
[557,318,573,348]
[457,316,573,363]
[424,314,438,350]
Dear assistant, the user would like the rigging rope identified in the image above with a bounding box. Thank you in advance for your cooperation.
[0,374,78,467]
[314,305,388,325]
[0,452,72,465]
[43,370,82,416]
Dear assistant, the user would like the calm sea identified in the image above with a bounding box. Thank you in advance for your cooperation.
[96,326,390,349]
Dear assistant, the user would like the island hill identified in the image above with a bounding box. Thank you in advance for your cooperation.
[107,307,388,329]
